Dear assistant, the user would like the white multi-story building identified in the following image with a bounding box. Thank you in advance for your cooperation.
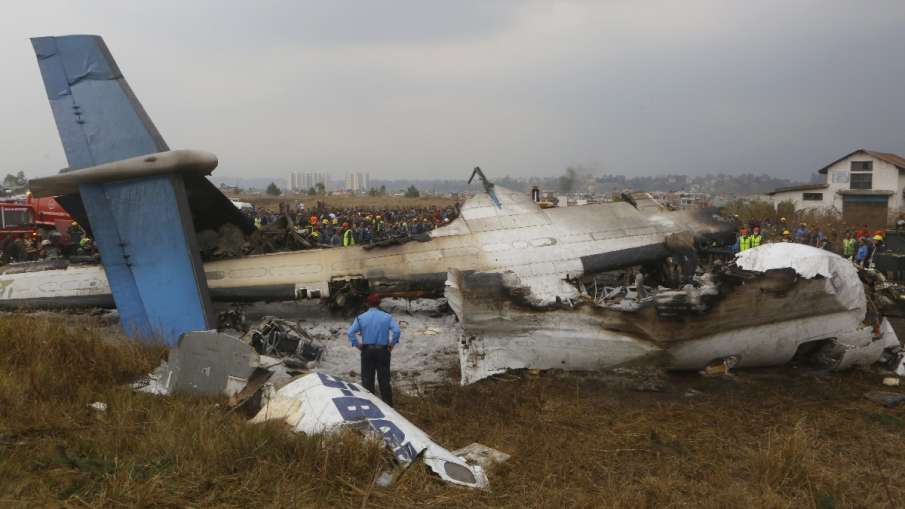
[766,149,905,227]
[344,172,370,193]
[288,172,327,192]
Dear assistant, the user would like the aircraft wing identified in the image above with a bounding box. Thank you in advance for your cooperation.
[30,35,252,235]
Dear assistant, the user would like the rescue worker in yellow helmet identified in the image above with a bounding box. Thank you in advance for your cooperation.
[749,226,763,248]
[842,231,856,259]
[737,227,751,252]
[342,223,356,247]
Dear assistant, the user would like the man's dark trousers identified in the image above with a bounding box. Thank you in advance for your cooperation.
[361,345,393,406]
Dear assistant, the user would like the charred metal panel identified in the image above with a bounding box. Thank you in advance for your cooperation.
[208,284,297,302]
[580,244,669,273]
[367,272,448,297]
[0,295,114,309]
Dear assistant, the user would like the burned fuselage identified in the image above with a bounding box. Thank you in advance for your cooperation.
[451,243,902,384]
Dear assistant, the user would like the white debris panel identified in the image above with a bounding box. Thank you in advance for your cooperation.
[735,243,865,311]
[252,372,488,489]
[735,243,849,279]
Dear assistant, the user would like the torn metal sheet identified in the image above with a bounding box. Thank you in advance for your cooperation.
[252,372,488,489]
[134,331,260,397]
[452,245,902,384]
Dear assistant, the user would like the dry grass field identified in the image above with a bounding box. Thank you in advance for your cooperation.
[2,313,905,508]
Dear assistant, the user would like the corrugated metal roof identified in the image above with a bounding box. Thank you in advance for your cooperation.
[865,151,905,170]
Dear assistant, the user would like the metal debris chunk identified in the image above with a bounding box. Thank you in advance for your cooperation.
[248,318,324,366]
[452,443,511,469]
[700,356,739,377]
[252,372,489,489]
[133,331,260,397]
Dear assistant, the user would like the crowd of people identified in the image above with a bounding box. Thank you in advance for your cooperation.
[1,203,460,264]
[732,216,889,268]
[245,202,461,247]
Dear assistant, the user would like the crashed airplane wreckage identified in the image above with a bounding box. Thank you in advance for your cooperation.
[10,38,729,333]
[3,34,903,382]
[450,243,904,384]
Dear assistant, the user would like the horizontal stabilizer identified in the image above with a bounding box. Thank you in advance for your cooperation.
[30,35,254,235]
[29,150,217,197]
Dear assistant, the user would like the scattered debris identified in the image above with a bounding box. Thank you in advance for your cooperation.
[132,327,486,489]
[197,223,249,260]
[87,402,107,412]
[227,367,274,415]
[683,388,703,398]
[883,377,900,387]
[700,356,738,377]
[132,361,174,396]
[217,305,248,333]
[452,443,511,469]
[863,391,905,408]
[248,318,324,367]
[133,331,260,397]
[252,372,489,489]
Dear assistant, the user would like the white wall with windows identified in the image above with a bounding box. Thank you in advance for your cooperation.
[768,151,905,214]
[767,188,831,211]
[823,154,902,210]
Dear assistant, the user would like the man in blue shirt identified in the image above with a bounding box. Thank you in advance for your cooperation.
[854,237,869,268]
[347,294,401,406]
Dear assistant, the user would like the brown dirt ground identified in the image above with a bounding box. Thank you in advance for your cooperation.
[1,313,904,508]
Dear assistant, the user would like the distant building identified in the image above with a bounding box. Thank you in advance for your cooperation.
[766,149,905,227]
[288,171,327,192]
[344,172,370,194]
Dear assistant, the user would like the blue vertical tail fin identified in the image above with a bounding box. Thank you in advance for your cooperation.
[30,35,215,344]
[31,35,168,170]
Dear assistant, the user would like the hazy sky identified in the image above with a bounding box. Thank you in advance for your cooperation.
[2,1,904,181]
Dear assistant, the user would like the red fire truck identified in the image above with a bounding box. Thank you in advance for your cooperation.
[0,194,76,242]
